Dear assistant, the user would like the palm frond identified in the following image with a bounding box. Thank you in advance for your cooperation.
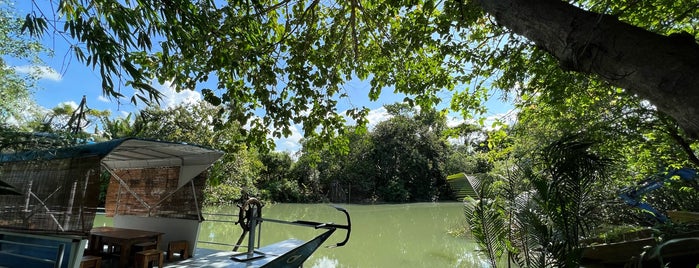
[511,134,613,267]
[463,181,508,267]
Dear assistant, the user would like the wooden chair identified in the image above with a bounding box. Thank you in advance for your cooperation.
[80,255,102,268]
[135,249,164,268]
[99,237,121,255]
[133,241,157,252]
[98,237,121,263]
[167,240,189,260]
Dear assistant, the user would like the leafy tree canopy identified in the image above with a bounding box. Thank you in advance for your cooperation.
[19,0,699,148]
[0,0,44,129]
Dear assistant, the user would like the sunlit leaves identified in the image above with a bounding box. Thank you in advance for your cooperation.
[23,0,497,151]
[1,1,45,130]
[463,193,507,267]
[577,0,699,36]
[22,0,699,154]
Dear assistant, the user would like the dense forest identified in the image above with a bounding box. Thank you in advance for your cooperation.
[2,99,486,204]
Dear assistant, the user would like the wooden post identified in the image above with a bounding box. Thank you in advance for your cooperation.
[64,181,78,229]
[24,180,32,212]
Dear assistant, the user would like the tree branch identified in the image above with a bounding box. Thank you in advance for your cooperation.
[475,0,699,138]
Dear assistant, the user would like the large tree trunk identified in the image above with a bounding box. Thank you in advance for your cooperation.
[476,0,699,137]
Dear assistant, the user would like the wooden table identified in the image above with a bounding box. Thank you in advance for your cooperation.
[89,227,163,268]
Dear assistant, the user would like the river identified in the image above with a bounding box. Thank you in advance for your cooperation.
[95,202,488,267]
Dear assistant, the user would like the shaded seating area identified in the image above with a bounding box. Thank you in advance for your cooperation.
[0,138,222,268]
[87,227,163,268]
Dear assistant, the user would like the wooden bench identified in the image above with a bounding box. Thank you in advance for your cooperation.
[167,240,189,260]
[134,241,157,252]
[80,255,102,268]
[135,249,163,268]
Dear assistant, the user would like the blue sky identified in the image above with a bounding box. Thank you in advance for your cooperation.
[22,66,514,152]
[8,1,514,152]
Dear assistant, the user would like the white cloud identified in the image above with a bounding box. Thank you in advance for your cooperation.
[274,124,304,152]
[365,106,391,129]
[157,81,202,108]
[97,95,110,103]
[58,101,79,109]
[246,115,302,152]
[275,106,387,152]
[446,115,467,128]
[340,106,392,132]
[481,109,519,131]
[269,106,518,153]
[13,65,62,81]
[266,105,394,152]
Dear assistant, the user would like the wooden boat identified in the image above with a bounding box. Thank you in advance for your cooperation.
[581,228,699,266]
[581,237,657,264]
[667,210,699,223]
[0,138,351,268]
[163,203,352,268]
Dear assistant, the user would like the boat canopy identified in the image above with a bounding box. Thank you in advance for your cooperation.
[0,138,223,235]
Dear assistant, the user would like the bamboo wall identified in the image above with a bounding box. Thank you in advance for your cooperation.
[0,156,101,235]
[105,167,207,220]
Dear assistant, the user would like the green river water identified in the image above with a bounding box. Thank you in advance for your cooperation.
[95,202,488,267]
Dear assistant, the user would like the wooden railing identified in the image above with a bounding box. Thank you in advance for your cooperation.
[197,212,247,249]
